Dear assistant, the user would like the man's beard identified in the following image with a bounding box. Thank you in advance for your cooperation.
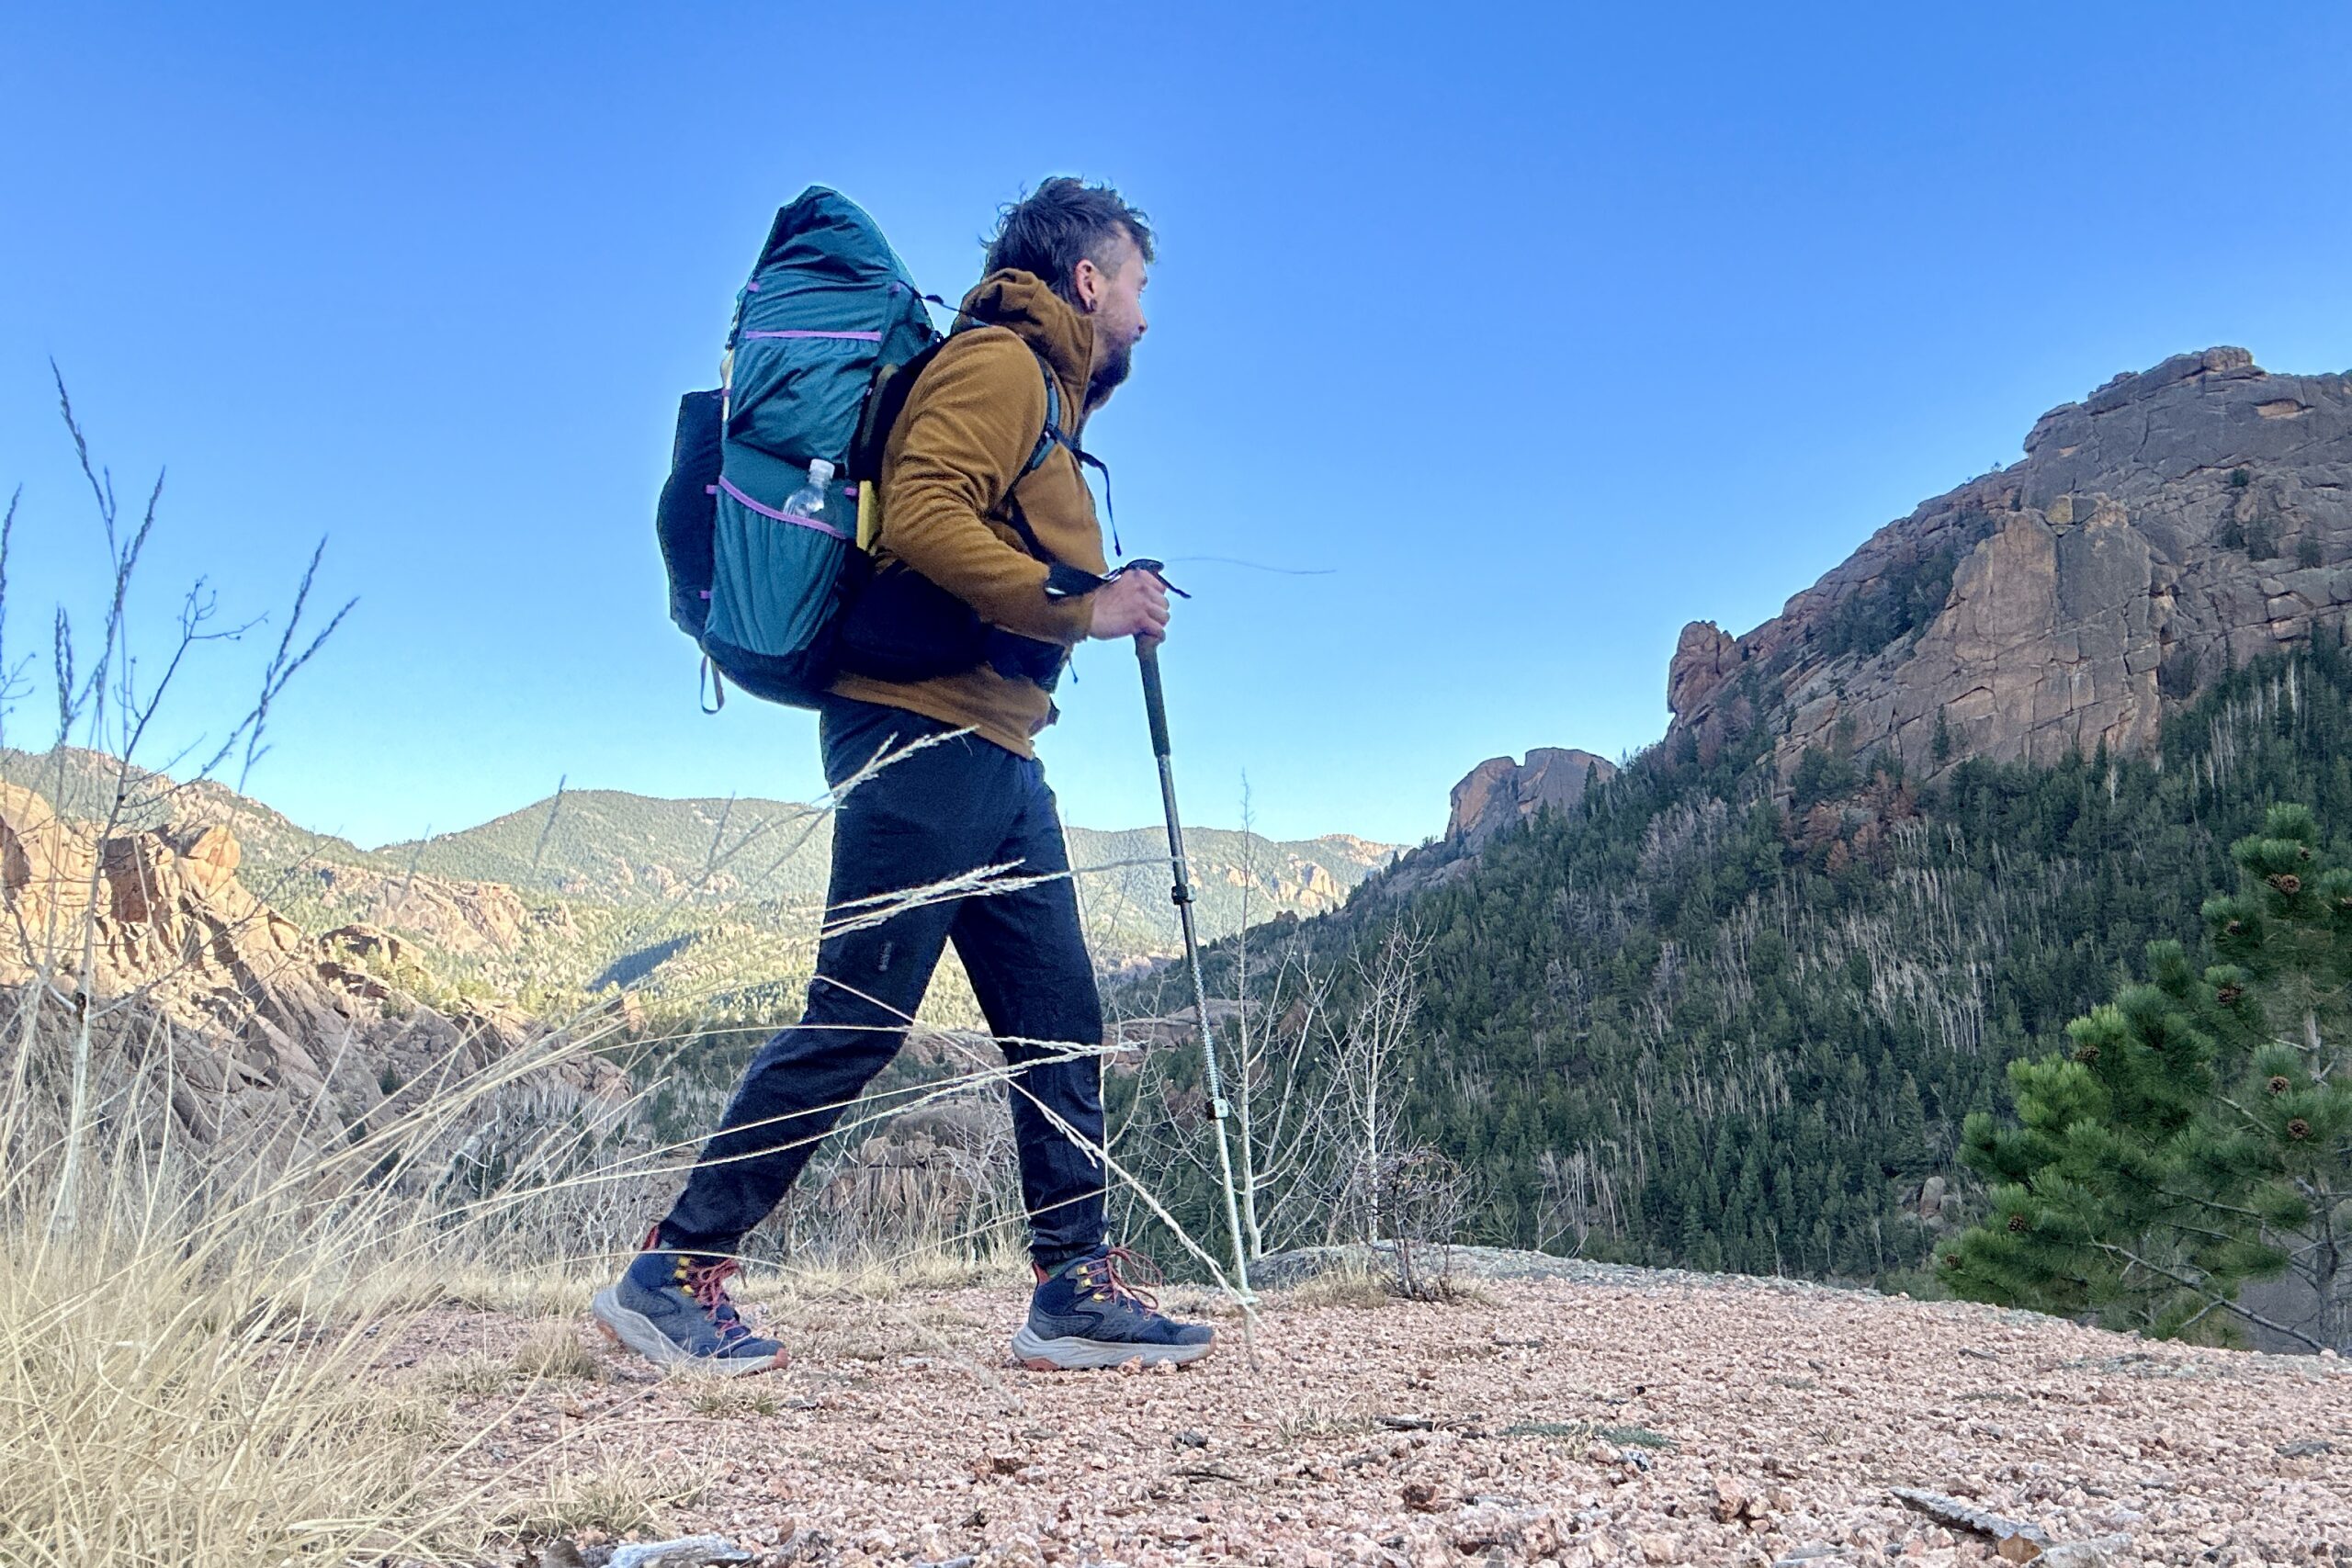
[1087,337,1134,412]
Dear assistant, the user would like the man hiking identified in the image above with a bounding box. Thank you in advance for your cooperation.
[594,178,1213,1375]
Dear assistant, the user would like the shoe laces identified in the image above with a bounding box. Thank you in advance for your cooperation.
[645,1226,754,1346]
[1080,1244,1164,1314]
[682,1256,761,1347]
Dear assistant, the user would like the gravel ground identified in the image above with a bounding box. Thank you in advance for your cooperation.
[408,1267,2352,1568]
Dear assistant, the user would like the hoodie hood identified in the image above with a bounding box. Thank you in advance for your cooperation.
[955,268,1095,425]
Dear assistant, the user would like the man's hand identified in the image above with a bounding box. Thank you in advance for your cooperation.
[1087,568,1170,644]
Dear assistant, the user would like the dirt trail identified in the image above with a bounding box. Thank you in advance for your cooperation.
[407,1269,2352,1567]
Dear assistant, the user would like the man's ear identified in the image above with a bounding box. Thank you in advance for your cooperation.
[1072,256,1100,312]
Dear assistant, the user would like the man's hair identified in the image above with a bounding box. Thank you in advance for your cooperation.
[982,177,1154,306]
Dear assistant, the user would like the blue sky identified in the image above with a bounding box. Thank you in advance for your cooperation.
[4,3,2348,852]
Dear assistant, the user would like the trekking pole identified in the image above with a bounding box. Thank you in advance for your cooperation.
[1133,617,1255,1304]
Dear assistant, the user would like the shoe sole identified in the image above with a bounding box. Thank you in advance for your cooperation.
[590,1287,785,1378]
[1011,1324,1215,1371]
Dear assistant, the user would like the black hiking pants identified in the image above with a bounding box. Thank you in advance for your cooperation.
[657,694,1107,1270]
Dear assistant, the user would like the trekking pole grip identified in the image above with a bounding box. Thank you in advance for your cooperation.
[1136,639,1173,760]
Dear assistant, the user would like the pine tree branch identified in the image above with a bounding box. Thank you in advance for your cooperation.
[2158,1218,2259,1248]
[2278,1233,2341,1263]
[2144,1185,2273,1226]
[2174,1294,2233,1335]
[2094,1241,2325,1351]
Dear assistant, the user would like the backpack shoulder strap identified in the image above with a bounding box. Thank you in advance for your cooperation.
[1023,356,1062,478]
[848,335,948,485]
[1015,350,1124,561]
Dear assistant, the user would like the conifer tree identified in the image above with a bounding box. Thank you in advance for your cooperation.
[1889,1072,1930,1178]
[1940,805,2352,1350]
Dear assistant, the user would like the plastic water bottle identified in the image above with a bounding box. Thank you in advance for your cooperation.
[784,458,835,531]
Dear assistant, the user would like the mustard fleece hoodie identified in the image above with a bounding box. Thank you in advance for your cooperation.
[828,270,1110,756]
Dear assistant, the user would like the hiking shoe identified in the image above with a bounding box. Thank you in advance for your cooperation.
[1012,1244,1215,1371]
[591,1233,785,1377]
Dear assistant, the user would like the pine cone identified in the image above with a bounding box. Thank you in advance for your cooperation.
[2006,1213,2030,1233]
[2288,1118,2312,1140]
[2219,985,2245,1006]
[2270,874,2303,896]
[2073,1043,2100,1063]
[2268,1075,2291,1095]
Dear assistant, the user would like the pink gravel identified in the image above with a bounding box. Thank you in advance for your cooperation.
[412,1272,2352,1567]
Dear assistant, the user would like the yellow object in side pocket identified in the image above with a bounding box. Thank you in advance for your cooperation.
[856,479,879,552]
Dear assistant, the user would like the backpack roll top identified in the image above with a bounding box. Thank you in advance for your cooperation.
[724,187,936,474]
[695,186,937,705]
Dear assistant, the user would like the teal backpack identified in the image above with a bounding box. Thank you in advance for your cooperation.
[655,187,933,707]
[655,186,1094,709]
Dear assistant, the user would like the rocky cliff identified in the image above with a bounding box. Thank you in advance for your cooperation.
[0,783,625,1159]
[1667,348,2352,780]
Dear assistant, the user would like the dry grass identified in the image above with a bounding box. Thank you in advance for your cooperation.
[1272,1404,1381,1445]
[687,1382,789,1417]
[746,1235,1033,1305]
[0,1014,1241,1564]
[0,1197,458,1562]
[494,1460,707,1540]
[0,978,653,1563]
[513,1322,605,1382]
[1280,1261,1395,1310]
[0,956,1255,1565]
[431,1351,525,1398]
[436,1265,599,1319]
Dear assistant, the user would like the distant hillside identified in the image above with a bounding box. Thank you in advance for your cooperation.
[0,747,1396,1014]
[379,787,1394,971]
[380,790,830,905]
[0,748,577,971]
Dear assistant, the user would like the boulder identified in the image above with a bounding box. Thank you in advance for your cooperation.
[170,821,241,895]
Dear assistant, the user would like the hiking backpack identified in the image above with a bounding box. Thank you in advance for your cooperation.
[654,186,1083,709]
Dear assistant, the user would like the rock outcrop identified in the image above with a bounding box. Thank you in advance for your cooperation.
[307,860,571,957]
[1666,348,2352,781]
[1447,749,1620,847]
[1668,622,1741,719]
[0,784,625,1160]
